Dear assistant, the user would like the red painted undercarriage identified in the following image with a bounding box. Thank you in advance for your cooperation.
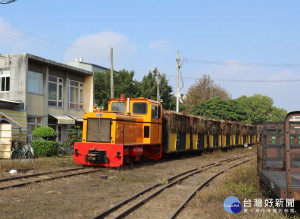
[73,142,162,167]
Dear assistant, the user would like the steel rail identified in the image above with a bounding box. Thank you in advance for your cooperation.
[168,159,251,219]
[0,167,84,183]
[0,168,105,190]
[91,155,250,219]
[91,168,199,219]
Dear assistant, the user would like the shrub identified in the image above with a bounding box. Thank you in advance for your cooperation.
[32,126,57,141]
[32,140,59,157]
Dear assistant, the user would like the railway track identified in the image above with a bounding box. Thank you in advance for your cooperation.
[91,155,254,219]
[0,167,106,190]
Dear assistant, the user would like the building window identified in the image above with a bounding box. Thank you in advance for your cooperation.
[69,80,83,109]
[28,71,43,94]
[27,117,42,141]
[48,75,63,107]
[0,68,10,92]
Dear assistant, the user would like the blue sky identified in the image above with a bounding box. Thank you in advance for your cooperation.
[1,0,300,112]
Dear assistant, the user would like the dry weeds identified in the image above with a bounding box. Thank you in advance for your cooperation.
[182,158,299,219]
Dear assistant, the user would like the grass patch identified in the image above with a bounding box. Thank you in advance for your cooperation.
[160,179,169,185]
[192,158,298,218]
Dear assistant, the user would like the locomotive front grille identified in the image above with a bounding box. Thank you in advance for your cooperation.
[87,118,111,142]
[88,149,109,163]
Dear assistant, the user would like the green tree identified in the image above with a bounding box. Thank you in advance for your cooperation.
[114,69,140,98]
[138,68,175,110]
[268,106,287,122]
[191,94,287,124]
[236,94,274,124]
[94,69,139,108]
[94,70,111,108]
[190,97,247,122]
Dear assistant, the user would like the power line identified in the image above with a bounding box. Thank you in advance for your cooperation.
[214,79,300,82]
[166,74,300,83]
[187,59,300,68]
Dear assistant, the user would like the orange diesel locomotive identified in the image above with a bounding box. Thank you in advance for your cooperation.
[74,95,162,167]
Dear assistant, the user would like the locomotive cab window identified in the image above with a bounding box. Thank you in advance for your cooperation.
[111,102,125,113]
[152,105,161,119]
[133,102,147,114]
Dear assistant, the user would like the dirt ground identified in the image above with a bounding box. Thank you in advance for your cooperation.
[0,146,257,219]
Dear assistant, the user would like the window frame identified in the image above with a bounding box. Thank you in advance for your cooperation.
[48,75,63,107]
[27,117,42,142]
[0,68,10,92]
[27,70,43,94]
[68,79,83,109]
[48,123,62,142]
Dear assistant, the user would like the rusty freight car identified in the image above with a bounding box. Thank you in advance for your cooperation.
[258,111,300,200]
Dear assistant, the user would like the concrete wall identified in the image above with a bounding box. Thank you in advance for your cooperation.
[0,54,27,105]
[27,94,45,116]
[83,75,94,113]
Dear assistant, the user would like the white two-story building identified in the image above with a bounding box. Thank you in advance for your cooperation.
[0,53,94,145]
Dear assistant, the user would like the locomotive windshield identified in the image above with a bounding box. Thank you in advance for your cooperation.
[133,102,147,114]
[111,102,125,113]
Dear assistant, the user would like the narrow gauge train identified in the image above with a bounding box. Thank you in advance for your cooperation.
[74,95,257,167]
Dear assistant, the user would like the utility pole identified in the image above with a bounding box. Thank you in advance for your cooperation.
[110,47,114,98]
[157,71,161,102]
[176,51,180,113]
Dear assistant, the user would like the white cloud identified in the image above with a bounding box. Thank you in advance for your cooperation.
[268,70,294,81]
[64,31,136,65]
[149,39,171,53]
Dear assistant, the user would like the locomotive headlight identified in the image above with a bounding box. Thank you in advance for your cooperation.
[100,105,104,110]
